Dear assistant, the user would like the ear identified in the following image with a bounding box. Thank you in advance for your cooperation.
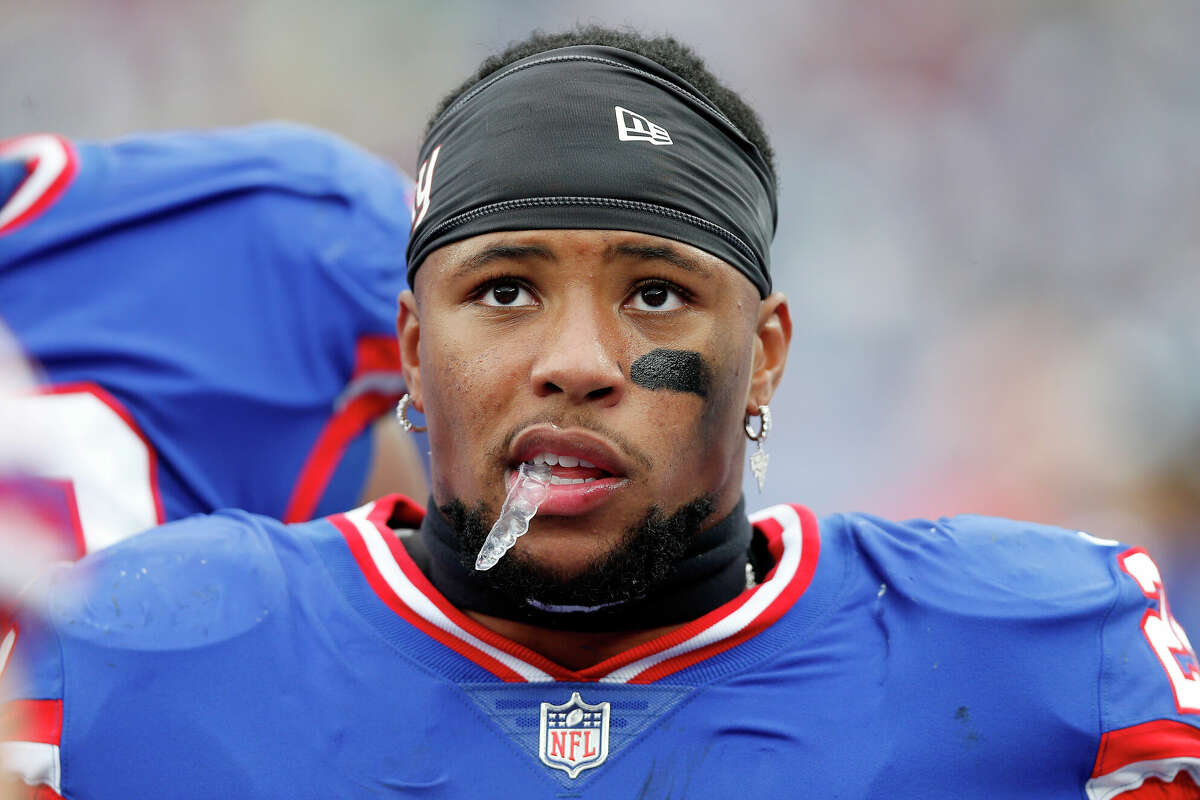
[397,289,423,411]
[746,292,791,415]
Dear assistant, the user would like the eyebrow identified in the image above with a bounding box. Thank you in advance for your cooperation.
[450,244,555,279]
[603,242,714,277]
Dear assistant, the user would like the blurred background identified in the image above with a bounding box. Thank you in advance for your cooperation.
[1,0,1196,627]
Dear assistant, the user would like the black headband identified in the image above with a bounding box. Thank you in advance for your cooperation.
[406,45,777,297]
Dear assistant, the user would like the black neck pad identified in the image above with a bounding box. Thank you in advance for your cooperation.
[404,497,756,632]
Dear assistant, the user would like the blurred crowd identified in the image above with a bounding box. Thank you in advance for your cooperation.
[1,0,1196,627]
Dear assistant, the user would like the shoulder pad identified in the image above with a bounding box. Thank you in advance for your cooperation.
[48,511,290,651]
[834,512,1123,617]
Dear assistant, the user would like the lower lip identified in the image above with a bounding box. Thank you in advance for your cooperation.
[506,470,629,515]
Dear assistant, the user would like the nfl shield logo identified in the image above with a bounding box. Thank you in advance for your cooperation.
[538,691,610,778]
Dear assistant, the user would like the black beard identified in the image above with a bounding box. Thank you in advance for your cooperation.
[438,495,715,611]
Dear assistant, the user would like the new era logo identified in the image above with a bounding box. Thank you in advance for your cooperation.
[615,106,672,146]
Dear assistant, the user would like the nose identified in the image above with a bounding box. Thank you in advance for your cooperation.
[530,305,625,406]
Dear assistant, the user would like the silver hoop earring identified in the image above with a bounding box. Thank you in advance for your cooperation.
[396,393,427,433]
[744,404,771,493]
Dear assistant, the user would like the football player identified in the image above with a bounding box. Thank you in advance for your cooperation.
[2,28,1196,798]
[0,123,426,557]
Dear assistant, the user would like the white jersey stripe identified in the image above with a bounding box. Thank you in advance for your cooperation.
[599,504,804,684]
[0,741,61,795]
[1085,756,1200,799]
[0,134,69,230]
[345,503,555,683]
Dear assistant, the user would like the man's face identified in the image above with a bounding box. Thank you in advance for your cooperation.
[400,229,787,580]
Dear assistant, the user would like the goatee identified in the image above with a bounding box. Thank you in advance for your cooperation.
[439,495,715,611]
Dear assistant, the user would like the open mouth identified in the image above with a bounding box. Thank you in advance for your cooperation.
[506,427,632,514]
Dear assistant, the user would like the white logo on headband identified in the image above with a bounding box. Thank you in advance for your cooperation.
[411,144,442,231]
[614,107,672,146]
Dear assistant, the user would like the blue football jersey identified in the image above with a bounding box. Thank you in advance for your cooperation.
[0,126,415,554]
[3,498,1198,798]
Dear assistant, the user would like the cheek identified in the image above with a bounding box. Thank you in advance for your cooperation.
[419,326,525,460]
[684,353,754,497]
[422,318,514,400]
[704,336,751,424]
[692,334,755,462]
[635,349,750,478]
[692,358,750,467]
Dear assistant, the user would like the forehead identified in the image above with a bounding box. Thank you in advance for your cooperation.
[415,229,747,290]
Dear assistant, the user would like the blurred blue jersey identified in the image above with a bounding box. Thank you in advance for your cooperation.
[3,500,1197,798]
[0,125,415,554]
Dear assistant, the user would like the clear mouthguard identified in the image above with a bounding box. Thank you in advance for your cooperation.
[474,462,552,571]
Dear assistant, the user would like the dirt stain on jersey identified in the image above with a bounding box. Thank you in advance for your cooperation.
[954,705,981,744]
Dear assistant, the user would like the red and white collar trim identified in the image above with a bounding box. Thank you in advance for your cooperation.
[331,496,820,685]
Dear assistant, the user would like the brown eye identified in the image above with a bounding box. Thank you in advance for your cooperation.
[625,283,684,312]
[640,286,668,307]
[492,285,520,304]
[478,282,535,307]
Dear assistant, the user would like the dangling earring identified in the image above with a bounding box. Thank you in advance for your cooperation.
[396,393,427,433]
[745,405,771,493]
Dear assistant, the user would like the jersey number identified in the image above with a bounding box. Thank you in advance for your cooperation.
[17,384,164,555]
[1120,549,1200,713]
[0,133,77,235]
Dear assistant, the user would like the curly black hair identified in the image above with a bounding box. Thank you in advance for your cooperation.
[426,25,776,191]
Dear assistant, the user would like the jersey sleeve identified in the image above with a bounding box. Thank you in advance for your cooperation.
[244,126,416,522]
[1,606,67,799]
[4,125,419,531]
[3,511,291,799]
[1087,546,1200,798]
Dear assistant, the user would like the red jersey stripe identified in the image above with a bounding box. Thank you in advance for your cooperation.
[1093,719,1200,778]
[0,699,62,745]
[283,336,406,524]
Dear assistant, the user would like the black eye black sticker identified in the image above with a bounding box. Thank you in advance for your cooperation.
[629,349,711,398]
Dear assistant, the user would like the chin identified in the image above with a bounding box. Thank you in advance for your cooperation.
[514,526,619,578]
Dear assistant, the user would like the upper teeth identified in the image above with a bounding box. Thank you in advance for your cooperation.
[530,452,595,469]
